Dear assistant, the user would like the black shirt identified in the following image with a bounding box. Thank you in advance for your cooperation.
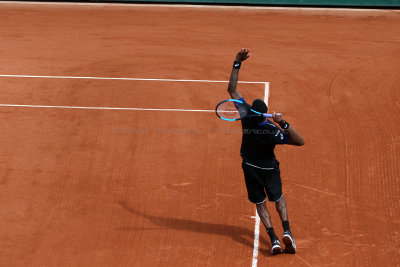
[238,98,289,169]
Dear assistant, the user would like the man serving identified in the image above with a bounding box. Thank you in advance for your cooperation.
[227,48,305,255]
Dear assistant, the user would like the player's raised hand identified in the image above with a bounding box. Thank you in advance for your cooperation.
[235,48,251,62]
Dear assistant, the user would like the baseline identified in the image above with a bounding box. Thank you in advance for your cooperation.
[0,104,215,112]
[0,74,267,85]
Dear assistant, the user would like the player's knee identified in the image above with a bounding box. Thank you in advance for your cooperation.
[276,198,286,211]
[256,203,270,217]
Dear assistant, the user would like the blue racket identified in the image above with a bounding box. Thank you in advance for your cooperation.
[215,99,276,121]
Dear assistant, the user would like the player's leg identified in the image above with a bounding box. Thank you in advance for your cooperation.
[256,201,272,228]
[275,195,288,221]
[276,198,296,254]
[275,196,296,253]
[242,162,282,255]
[264,160,296,254]
[256,202,282,255]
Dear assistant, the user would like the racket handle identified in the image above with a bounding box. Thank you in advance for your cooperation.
[263,113,281,118]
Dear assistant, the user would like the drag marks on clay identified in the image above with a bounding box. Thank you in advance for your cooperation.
[327,62,363,264]
[288,182,344,198]
[327,57,400,265]
[294,254,313,267]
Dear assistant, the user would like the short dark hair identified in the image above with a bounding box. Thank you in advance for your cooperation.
[252,99,268,113]
[251,99,268,124]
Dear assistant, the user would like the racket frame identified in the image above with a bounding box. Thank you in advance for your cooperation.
[215,99,273,121]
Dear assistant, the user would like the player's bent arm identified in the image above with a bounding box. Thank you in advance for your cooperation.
[273,113,304,146]
[285,126,305,146]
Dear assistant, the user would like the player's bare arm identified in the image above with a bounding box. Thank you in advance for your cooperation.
[273,112,305,146]
[227,48,251,99]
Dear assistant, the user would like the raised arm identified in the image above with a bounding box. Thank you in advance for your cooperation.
[273,113,305,146]
[227,48,251,99]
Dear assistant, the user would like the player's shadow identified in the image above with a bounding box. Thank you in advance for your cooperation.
[117,201,271,256]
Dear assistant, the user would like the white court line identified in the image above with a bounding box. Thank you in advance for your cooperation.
[0,75,268,114]
[252,213,261,267]
[0,104,215,112]
[251,82,269,267]
[264,82,269,104]
[0,74,267,84]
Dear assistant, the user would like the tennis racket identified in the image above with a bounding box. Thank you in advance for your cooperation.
[215,99,277,121]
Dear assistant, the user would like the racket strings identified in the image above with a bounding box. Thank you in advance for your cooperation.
[216,101,248,120]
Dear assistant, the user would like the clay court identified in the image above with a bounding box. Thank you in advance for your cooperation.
[0,1,399,266]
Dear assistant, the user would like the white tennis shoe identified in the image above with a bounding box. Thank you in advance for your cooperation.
[271,239,283,255]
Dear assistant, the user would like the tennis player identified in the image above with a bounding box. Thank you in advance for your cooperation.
[227,48,305,255]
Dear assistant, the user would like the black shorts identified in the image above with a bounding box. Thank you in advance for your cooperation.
[241,160,283,204]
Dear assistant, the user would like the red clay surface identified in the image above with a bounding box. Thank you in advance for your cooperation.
[0,2,399,266]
